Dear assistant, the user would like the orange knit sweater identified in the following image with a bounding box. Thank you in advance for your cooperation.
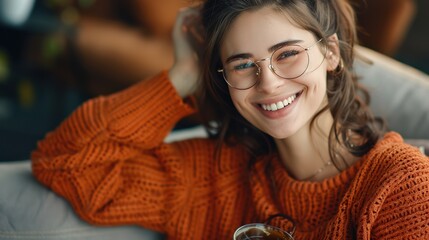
[32,71,429,239]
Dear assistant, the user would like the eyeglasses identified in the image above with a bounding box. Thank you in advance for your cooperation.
[233,213,296,240]
[218,38,325,90]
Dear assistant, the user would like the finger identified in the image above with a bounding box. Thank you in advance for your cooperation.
[173,7,200,42]
[188,19,204,44]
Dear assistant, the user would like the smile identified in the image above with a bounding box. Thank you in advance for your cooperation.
[260,91,302,111]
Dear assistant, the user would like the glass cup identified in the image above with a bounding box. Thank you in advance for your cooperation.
[233,223,294,240]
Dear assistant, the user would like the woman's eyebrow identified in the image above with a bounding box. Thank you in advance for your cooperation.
[268,39,303,52]
[225,40,303,63]
[225,53,253,63]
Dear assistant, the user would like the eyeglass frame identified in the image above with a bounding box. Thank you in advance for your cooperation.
[217,38,325,90]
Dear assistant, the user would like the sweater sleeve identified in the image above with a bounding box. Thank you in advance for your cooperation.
[370,146,429,239]
[31,71,196,230]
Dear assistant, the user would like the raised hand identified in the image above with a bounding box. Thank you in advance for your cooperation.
[169,6,205,98]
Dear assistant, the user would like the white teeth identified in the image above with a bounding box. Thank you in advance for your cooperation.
[270,103,277,111]
[261,93,297,111]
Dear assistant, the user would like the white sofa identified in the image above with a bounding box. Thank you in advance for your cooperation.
[0,46,428,240]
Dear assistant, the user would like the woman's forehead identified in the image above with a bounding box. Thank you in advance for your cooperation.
[220,7,312,59]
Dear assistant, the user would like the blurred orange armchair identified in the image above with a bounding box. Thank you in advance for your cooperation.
[352,0,416,56]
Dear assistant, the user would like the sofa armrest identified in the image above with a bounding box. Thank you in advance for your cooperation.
[405,139,429,156]
[0,161,164,240]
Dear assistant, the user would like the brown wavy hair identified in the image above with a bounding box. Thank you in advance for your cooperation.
[196,0,384,167]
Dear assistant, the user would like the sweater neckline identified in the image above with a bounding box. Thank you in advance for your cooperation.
[265,132,402,193]
[266,153,364,193]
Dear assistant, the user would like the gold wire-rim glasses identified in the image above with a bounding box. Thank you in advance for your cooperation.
[218,38,325,90]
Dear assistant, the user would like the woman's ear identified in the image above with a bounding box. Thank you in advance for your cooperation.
[325,34,341,72]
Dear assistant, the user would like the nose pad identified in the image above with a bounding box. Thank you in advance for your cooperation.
[256,67,261,77]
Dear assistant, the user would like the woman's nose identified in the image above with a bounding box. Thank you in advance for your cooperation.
[255,63,285,93]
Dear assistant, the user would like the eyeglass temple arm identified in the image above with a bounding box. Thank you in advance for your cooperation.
[305,38,324,51]
[264,213,296,235]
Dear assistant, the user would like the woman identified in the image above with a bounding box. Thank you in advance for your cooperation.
[32,0,429,239]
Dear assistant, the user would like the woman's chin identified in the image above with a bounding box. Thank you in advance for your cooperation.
[264,128,297,140]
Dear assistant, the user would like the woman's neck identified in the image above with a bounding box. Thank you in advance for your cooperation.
[274,110,341,181]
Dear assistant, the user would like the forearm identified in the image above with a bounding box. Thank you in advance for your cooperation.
[31,72,196,228]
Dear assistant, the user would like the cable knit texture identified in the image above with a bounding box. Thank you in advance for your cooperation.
[32,71,429,239]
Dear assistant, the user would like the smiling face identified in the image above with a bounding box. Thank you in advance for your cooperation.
[219,6,334,139]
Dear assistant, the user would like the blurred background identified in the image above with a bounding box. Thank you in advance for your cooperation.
[0,0,428,161]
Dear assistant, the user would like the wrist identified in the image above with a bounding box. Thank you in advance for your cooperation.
[168,63,198,98]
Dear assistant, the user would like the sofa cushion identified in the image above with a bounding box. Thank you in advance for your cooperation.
[0,161,164,240]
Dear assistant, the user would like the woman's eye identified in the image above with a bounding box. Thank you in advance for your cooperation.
[277,50,300,60]
[234,61,255,70]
